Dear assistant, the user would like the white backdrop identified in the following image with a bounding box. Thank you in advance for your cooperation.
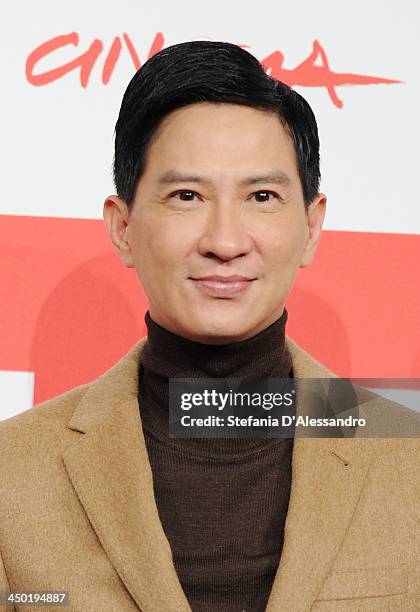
[2,0,419,233]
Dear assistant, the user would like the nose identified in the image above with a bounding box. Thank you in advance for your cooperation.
[196,202,254,261]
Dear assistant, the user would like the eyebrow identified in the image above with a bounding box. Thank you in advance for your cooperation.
[156,170,292,188]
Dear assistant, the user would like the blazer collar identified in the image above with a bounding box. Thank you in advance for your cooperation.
[63,335,376,612]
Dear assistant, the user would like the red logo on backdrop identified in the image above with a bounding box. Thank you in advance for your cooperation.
[25,33,401,108]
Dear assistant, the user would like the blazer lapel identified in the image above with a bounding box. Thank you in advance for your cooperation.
[62,338,192,612]
[266,338,375,611]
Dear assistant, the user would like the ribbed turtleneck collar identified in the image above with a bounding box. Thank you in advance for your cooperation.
[138,309,294,458]
[140,308,292,379]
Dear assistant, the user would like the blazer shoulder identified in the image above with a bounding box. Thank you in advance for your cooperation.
[0,337,147,458]
[353,384,420,438]
[286,336,420,440]
[0,383,90,454]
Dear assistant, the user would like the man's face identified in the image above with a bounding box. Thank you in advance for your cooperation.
[104,102,326,344]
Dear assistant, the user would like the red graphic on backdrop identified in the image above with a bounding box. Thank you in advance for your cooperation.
[26,33,401,108]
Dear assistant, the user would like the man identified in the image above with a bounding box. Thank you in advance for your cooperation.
[0,41,419,612]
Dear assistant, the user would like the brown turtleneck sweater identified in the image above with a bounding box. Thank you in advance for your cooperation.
[138,309,294,612]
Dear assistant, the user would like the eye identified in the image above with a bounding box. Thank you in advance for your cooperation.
[251,190,280,203]
[168,189,281,203]
[169,190,200,201]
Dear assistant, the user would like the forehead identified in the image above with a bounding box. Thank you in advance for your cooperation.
[144,102,299,182]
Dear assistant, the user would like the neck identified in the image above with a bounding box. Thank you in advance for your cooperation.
[139,309,292,380]
[138,310,293,461]
[137,309,293,456]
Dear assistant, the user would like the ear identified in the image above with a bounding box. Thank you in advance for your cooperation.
[299,193,327,268]
[103,195,135,268]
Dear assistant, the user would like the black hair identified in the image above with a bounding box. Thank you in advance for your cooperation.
[113,40,320,208]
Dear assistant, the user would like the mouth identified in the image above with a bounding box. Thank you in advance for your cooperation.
[189,277,256,297]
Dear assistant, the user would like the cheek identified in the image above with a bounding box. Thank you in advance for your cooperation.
[132,218,188,277]
[263,227,305,268]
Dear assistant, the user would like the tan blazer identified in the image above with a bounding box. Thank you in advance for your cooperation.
[0,336,419,611]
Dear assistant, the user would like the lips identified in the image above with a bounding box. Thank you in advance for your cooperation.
[190,275,255,282]
[190,275,255,297]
